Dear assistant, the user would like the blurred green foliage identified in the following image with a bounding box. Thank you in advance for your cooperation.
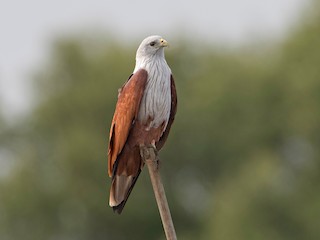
[1,5,320,240]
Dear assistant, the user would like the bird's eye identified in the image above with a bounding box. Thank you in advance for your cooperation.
[150,41,156,46]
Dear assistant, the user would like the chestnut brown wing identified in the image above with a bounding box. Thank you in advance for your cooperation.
[108,69,148,177]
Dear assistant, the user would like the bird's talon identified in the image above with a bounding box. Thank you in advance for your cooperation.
[139,143,159,170]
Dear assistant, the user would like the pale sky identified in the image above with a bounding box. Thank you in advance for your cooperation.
[0,0,308,120]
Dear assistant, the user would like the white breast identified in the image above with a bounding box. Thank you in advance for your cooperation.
[134,57,172,129]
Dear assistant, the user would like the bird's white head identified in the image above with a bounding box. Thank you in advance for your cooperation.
[136,35,169,60]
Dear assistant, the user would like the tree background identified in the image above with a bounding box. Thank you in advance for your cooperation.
[0,2,320,240]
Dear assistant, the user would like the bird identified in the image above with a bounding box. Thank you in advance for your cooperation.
[107,35,177,214]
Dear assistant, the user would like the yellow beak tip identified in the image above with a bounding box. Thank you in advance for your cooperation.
[160,38,169,47]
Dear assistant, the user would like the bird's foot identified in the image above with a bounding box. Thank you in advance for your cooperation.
[139,142,160,171]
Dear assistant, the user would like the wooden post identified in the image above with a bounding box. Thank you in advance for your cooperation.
[140,146,177,240]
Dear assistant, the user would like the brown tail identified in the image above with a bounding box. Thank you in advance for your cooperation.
[110,170,141,214]
[109,145,143,214]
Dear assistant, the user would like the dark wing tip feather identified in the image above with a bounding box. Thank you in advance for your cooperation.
[111,169,142,214]
[112,202,125,214]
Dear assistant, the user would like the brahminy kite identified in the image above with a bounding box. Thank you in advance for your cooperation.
[107,35,177,214]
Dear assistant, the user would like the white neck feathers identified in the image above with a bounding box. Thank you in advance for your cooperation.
[134,51,172,129]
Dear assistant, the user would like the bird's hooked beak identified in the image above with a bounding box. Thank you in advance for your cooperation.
[160,38,169,47]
